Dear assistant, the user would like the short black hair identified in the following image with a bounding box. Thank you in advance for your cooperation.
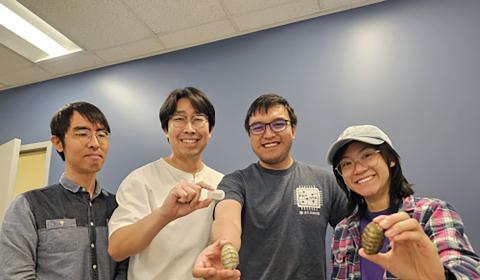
[244,93,297,134]
[50,101,110,161]
[332,141,414,217]
[159,87,215,132]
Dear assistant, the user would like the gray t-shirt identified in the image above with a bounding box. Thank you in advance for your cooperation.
[217,161,347,280]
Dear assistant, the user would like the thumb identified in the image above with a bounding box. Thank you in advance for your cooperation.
[196,181,215,191]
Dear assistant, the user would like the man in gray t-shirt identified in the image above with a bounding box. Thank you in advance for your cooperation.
[193,94,347,280]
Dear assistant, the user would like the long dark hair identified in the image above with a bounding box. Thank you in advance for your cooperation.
[332,141,414,217]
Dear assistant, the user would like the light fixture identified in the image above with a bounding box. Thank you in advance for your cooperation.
[0,0,81,62]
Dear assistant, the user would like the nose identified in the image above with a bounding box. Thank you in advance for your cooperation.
[87,134,100,148]
[353,160,368,174]
[262,125,276,138]
[183,120,195,133]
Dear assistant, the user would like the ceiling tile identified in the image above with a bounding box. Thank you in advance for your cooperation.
[223,0,295,15]
[95,37,166,63]
[1,0,384,91]
[123,0,226,33]
[233,0,319,31]
[39,52,104,75]
[0,45,33,76]
[0,66,51,86]
[18,0,154,50]
[160,20,235,49]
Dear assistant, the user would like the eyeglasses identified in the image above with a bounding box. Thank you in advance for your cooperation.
[248,119,290,135]
[335,149,381,176]
[169,114,208,129]
[72,128,110,143]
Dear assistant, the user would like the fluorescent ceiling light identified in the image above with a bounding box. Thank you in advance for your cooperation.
[0,0,81,62]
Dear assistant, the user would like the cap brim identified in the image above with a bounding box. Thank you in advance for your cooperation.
[325,136,385,165]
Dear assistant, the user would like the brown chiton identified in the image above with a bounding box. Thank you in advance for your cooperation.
[361,221,385,255]
[220,244,239,270]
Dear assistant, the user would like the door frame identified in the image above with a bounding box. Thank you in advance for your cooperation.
[19,140,53,187]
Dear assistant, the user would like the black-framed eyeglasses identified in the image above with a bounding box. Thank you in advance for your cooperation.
[335,149,381,176]
[248,119,290,135]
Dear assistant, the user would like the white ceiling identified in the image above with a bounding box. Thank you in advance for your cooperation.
[0,0,383,91]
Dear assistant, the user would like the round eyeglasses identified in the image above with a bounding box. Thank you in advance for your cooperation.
[248,119,290,135]
[170,114,208,129]
[72,129,110,144]
[335,149,381,176]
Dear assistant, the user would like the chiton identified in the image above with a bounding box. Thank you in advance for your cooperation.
[221,244,239,270]
[361,221,385,255]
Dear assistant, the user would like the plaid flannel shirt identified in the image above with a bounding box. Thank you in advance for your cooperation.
[330,195,480,280]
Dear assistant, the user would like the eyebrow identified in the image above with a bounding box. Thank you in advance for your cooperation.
[72,126,106,131]
[341,145,375,159]
[172,112,205,117]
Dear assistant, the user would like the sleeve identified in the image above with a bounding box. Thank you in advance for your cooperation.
[0,195,38,279]
[108,174,153,237]
[216,171,245,206]
[325,171,348,227]
[329,222,349,280]
[421,200,480,279]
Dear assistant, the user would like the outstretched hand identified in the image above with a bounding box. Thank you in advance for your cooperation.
[192,239,241,280]
[359,212,445,280]
[160,181,214,221]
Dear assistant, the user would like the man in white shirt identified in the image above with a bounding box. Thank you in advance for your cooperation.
[108,87,238,280]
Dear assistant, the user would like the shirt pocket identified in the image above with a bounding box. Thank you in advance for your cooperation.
[44,218,79,253]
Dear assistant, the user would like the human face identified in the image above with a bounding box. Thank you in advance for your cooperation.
[340,142,392,208]
[164,98,211,161]
[248,104,296,170]
[52,111,109,177]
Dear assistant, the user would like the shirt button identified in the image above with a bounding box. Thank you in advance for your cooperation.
[89,202,93,207]
[92,264,97,270]
[90,221,94,226]
[91,243,95,248]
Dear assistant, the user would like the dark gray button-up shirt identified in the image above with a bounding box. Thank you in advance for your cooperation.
[0,174,127,279]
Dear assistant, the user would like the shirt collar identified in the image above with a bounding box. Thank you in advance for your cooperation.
[59,173,109,199]
[398,194,416,212]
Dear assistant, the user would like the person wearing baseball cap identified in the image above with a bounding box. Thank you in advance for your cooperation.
[327,124,480,280]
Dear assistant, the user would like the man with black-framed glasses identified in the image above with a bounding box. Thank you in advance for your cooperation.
[0,102,128,279]
[193,94,348,280]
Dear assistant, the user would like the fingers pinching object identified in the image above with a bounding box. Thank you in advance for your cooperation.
[206,190,225,200]
[221,244,239,269]
[361,221,385,255]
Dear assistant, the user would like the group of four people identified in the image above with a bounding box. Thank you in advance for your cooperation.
[0,87,479,279]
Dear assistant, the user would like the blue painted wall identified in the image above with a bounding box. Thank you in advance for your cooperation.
[1,0,479,254]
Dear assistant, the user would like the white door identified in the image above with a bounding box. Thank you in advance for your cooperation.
[0,138,21,223]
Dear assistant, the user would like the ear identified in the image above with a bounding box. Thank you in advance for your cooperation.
[291,125,296,139]
[389,160,396,167]
[51,135,63,153]
[162,128,171,143]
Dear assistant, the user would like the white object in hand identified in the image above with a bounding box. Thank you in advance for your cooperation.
[206,190,225,200]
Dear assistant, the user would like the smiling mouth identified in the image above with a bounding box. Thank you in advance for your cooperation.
[356,175,374,184]
[181,139,198,144]
[262,141,279,148]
